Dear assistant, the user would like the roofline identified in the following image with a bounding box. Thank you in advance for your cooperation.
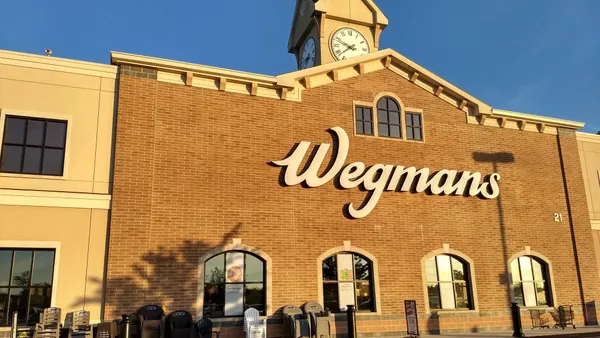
[491,109,585,129]
[0,48,117,78]
[110,51,289,87]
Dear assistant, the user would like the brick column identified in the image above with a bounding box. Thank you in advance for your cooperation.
[103,65,158,319]
[557,128,600,325]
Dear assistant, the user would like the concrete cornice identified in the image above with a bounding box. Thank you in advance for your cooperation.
[0,49,117,78]
[491,109,585,130]
[577,132,600,144]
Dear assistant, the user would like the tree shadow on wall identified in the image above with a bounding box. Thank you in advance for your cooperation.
[71,223,243,320]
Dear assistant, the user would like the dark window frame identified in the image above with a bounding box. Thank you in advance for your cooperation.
[0,248,56,327]
[405,112,423,141]
[0,115,68,176]
[322,252,376,313]
[376,97,402,139]
[355,106,374,136]
[203,251,266,318]
[511,256,552,307]
[426,255,473,311]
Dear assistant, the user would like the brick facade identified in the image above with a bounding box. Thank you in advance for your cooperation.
[105,66,600,336]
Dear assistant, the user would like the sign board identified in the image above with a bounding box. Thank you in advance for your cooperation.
[273,127,501,219]
[224,284,244,316]
[404,300,419,336]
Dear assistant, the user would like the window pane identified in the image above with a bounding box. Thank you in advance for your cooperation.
[45,122,66,148]
[512,283,524,306]
[523,281,537,307]
[427,283,441,310]
[378,124,389,137]
[451,258,465,281]
[363,109,372,122]
[31,251,54,286]
[511,259,521,282]
[519,257,534,281]
[413,114,421,127]
[0,251,12,286]
[323,283,339,313]
[535,282,547,306]
[378,109,388,123]
[436,255,452,281]
[387,99,399,112]
[9,287,29,324]
[203,284,224,318]
[364,122,373,135]
[356,108,363,121]
[245,255,263,283]
[377,99,387,109]
[28,287,51,324]
[12,251,33,286]
[532,259,544,281]
[4,118,27,144]
[322,256,337,281]
[25,120,45,146]
[440,282,455,309]
[356,281,372,311]
[42,149,65,176]
[205,254,224,284]
[0,288,8,325]
[455,282,470,309]
[425,257,438,282]
[390,125,401,138]
[406,127,414,140]
[22,147,42,174]
[1,145,23,172]
[356,122,364,135]
[414,128,422,140]
[245,284,265,314]
[354,256,370,280]
[389,111,399,124]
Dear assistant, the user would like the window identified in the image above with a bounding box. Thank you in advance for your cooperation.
[0,249,55,326]
[203,251,265,318]
[510,256,551,307]
[1,116,68,176]
[377,97,402,139]
[406,112,423,141]
[425,255,472,310]
[355,107,373,135]
[322,252,374,313]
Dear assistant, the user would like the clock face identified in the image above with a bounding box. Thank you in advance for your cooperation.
[300,37,316,70]
[330,27,370,61]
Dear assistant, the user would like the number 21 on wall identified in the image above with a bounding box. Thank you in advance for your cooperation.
[554,213,564,222]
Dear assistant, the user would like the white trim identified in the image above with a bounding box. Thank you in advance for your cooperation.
[0,241,61,307]
[591,220,600,230]
[0,189,111,209]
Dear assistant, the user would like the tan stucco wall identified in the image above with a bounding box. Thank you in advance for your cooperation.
[0,206,108,324]
[0,50,117,194]
[577,133,600,224]
[0,50,117,325]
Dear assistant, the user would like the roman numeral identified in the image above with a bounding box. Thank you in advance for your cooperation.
[335,50,341,55]
[341,31,346,37]
[362,48,368,52]
[333,44,339,48]
[348,30,353,36]
[360,41,365,44]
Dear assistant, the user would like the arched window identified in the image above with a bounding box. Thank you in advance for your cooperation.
[322,252,375,313]
[425,255,472,310]
[203,251,265,318]
[377,96,402,139]
[510,256,551,307]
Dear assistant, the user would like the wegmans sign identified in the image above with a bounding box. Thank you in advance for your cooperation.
[272,127,501,219]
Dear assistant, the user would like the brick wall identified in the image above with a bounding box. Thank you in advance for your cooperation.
[105,67,600,335]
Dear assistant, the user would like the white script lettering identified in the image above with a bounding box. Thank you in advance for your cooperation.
[272,127,501,219]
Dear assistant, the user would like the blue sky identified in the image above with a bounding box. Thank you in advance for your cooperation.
[2,0,599,133]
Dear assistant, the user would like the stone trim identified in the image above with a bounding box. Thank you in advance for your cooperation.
[420,247,480,314]
[119,65,157,80]
[195,242,273,319]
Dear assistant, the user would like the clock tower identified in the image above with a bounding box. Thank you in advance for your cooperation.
[288,0,389,70]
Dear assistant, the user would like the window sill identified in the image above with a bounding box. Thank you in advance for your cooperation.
[353,133,425,143]
[0,172,66,180]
